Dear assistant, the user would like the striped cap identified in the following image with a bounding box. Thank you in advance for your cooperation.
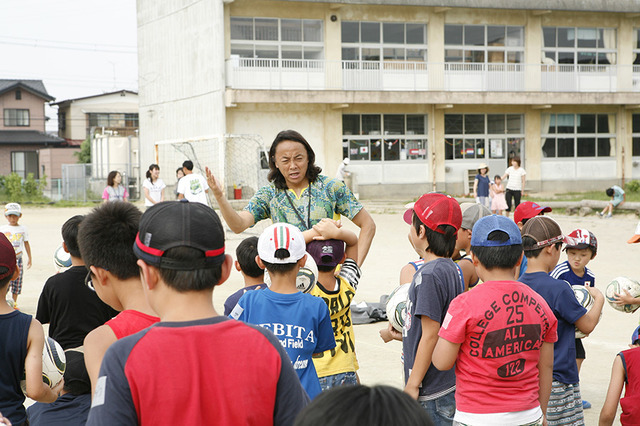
[258,223,306,264]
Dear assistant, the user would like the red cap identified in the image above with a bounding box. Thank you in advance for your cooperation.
[403,193,462,234]
[0,233,17,281]
[514,201,552,224]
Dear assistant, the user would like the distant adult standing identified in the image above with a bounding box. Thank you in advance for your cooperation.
[102,171,128,203]
[175,167,185,199]
[473,163,490,209]
[177,160,209,205]
[335,158,351,181]
[142,164,166,208]
[501,157,526,217]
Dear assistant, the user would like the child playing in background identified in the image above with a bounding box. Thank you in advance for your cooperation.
[306,218,361,390]
[599,325,640,425]
[490,175,507,215]
[433,215,557,425]
[230,222,335,399]
[1,203,31,306]
[550,228,597,410]
[598,185,625,218]
[223,236,266,316]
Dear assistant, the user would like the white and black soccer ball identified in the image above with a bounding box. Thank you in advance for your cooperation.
[53,245,72,272]
[606,277,640,313]
[386,283,411,332]
[21,337,66,395]
[572,285,594,339]
[264,252,318,293]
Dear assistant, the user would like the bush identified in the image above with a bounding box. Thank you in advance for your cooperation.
[0,173,47,203]
[24,173,45,198]
[625,180,640,193]
[4,173,23,202]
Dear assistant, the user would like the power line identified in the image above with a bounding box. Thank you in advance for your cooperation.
[0,38,136,54]
[0,35,136,50]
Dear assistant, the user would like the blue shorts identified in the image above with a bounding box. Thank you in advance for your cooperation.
[318,371,357,392]
[419,389,456,426]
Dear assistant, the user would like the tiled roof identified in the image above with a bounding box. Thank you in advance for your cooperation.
[0,80,54,101]
[0,130,65,145]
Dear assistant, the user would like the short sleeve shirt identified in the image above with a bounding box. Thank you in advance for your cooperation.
[244,175,362,231]
[102,186,128,202]
[550,261,595,287]
[438,281,558,414]
[142,178,166,206]
[0,224,28,255]
[177,173,209,205]
[504,167,526,191]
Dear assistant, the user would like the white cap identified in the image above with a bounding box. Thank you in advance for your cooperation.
[343,158,351,165]
[258,223,307,264]
[4,203,21,216]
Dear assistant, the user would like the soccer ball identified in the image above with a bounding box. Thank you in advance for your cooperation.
[53,245,72,272]
[264,252,318,293]
[21,337,66,395]
[386,283,411,332]
[572,285,594,339]
[606,277,640,313]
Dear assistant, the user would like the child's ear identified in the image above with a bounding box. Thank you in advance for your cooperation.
[217,254,233,286]
[91,266,109,288]
[234,260,241,272]
[62,242,70,253]
[297,254,307,268]
[255,255,266,269]
[137,259,158,290]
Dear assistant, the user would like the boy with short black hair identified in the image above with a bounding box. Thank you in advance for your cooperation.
[230,222,335,399]
[433,215,558,425]
[0,233,61,426]
[453,203,491,290]
[79,202,159,396]
[87,201,309,425]
[223,236,266,316]
[1,202,32,306]
[519,216,604,425]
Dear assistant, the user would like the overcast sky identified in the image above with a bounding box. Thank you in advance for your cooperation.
[0,0,138,132]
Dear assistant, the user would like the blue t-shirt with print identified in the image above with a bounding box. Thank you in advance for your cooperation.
[232,288,335,399]
[550,260,595,288]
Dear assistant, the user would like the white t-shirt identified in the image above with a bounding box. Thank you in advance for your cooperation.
[504,166,526,191]
[177,173,209,205]
[0,224,29,256]
[142,178,167,207]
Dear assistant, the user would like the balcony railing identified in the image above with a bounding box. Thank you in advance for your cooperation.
[226,58,640,93]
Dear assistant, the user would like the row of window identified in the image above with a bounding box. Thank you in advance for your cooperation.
[4,109,29,127]
[87,113,139,128]
[231,18,640,66]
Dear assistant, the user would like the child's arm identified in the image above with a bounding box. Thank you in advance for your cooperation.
[615,289,640,306]
[575,287,604,335]
[404,316,440,399]
[24,241,32,269]
[84,324,118,397]
[399,263,416,286]
[473,178,478,199]
[599,354,626,426]
[379,322,402,343]
[537,341,554,422]
[432,337,461,371]
[143,187,155,205]
[25,318,61,403]
[313,219,358,263]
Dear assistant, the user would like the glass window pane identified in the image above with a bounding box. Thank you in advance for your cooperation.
[558,51,575,64]
[471,50,485,63]
[383,23,404,43]
[507,51,523,63]
[303,20,322,42]
[577,28,598,48]
[465,115,485,134]
[542,138,556,157]
[349,139,369,160]
[445,114,463,134]
[403,139,427,160]
[633,137,640,156]
[361,22,380,43]
[507,26,524,46]
[371,139,382,161]
[383,47,405,61]
[384,115,404,135]
[362,115,381,135]
[489,138,505,158]
[281,19,302,41]
[577,114,596,133]
[407,115,426,134]
[343,115,360,135]
[633,114,640,133]
[597,138,612,156]
[487,26,505,46]
[464,139,477,158]
[557,27,574,47]
[407,49,427,61]
[445,25,463,45]
[384,138,400,161]
[556,114,574,133]
[598,114,612,133]
[487,115,505,134]
[445,49,463,62]
[342,47,359,61]
[406,24,425,44]
[230,17,253,40]
[362,48,380,61]
[543,27,556,48]
[598,52,614,65]
[577,51,597,64]
[255,46,278,58]
[342,22,359,43]
[488,50,505,63]
[281,45,302,59]
[445,138,454,160]
[577,137,595,157]
[557,138,575,157]
[231,44,254,58]
[255,18,278,41]
[303,46,323,60]
[465,25,485,46]
[476,139,486,158]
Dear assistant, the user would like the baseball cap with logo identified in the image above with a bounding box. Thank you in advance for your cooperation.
[564,228,597,252]
[0,233,17,281]
[460,203,492,230]
[514,201,552,225]
[403,193,462,234]
[4,203,21,216]
[521,216,565,251]
[133,200,226,270]
[307,239,345,268]
[471,215,522,247]
[258,223,307,264]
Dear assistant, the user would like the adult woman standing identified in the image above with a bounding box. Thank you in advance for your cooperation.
[142,164,166,208]
[501,156,526,217]
[102,171,128,203]
[206,129,376,266]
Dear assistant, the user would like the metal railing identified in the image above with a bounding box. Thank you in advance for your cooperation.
[226,58,640,93]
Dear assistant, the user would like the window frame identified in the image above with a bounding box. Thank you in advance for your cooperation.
[444,24,524,64]
[444,114,525,160]
[541,113,616,159]
[3,109,30,127]
[11,151,39,179]
[542,26,617,66]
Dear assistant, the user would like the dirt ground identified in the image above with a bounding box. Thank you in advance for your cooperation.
[13,203,640,425]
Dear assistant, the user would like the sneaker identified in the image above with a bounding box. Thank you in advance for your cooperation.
[582,400,591,409]
[606,214,612,219]
[597,212,603,218]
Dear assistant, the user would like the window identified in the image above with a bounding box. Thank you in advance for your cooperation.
[15,90,21,100]
[342,114,427,162]
[445,114,524,160]
[633,114,640,156]
[634,29,640,65]
[3,109,29,127]
[444,24,524,63]
[341,21,427,64]
[11,151,38,179]
[58,111,66,132]
[543,27,616,65]
[230,17,324,62]
[88,113,139,128]
[541,114,615,158]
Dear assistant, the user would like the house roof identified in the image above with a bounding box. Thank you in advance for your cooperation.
[51,90,138,107]
[0,130,66,145]
[0,80,54,101]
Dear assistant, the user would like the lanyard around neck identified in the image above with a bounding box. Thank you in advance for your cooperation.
[284,185,311,230]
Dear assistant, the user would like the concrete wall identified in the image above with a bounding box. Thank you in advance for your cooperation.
[39,147,81,180]
[0,90,46,132]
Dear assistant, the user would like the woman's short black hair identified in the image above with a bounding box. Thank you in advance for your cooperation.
[107,170,119,187]
[412,212,457,258]
[268,130,322,190]
[471,230,523,270]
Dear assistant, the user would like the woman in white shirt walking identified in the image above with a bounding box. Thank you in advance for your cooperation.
[501,157,526,217]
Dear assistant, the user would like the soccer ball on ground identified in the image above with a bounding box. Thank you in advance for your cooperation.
[21,337,66,395]
[606,277,640,313]
[572,285,594,339]
[264,252,318,293]
[386,283,411,332]
[53,245,72,272]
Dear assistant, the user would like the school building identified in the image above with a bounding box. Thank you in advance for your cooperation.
[137,0,640,198]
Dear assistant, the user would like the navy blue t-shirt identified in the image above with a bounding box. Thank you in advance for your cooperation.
[475,174,490,197]
[550,261,595,287]
[519,271,587,384]
[223,283,267,316]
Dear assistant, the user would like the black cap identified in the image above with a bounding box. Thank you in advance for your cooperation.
[133,200,225,270]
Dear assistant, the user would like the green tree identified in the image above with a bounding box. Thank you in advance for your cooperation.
[75,137,91,163]
[4,173,24,201]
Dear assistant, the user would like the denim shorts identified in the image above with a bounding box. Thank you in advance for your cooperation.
[318,371,358,392]
[419,390,456,426]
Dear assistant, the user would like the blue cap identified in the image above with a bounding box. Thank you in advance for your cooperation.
[632,326,640,345]
[471,215,522,247]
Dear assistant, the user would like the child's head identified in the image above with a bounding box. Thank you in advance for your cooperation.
[470,215,523,270]
[403,193,462,258]
[133,201,228,291]
[78,202,141,281]
[493,175,501,183]
[235,236,264,278]
[4,203,21,225]
[307,239,345,273]
[61,215,84,259]
[521,217,564,263]
[458,203,491,250]
[182,160,194,171]
[564,228,597,265]
[606,187,614,197]
[514,201,552,228]
[257,223,307,275]
[0,233,17,289]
